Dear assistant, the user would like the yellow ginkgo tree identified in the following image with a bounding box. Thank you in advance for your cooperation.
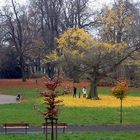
[46,25,139,100]
[55,28,133,99]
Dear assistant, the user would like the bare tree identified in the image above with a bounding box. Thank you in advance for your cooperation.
[29,0,97,77]
[60,0,96,30]
[0,0,33,81]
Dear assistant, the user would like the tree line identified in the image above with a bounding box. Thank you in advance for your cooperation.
[0,0,95,80]
[0,0,140,98]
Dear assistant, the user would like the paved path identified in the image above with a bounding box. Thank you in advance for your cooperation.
[0,125,140,134]
[0,94,17,104]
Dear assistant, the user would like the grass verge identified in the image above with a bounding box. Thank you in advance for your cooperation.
[0,132,140,140]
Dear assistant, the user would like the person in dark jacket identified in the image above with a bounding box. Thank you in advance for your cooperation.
[73,86,77,98]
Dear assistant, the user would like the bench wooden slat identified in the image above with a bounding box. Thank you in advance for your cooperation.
[42,122,67,126]
[3,123,29,126]
[3,123,29,134]
[42,126,67,128]
[42,122,67,133]
[3,126,29,128]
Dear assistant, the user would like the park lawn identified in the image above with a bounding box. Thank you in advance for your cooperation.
[60,106,140,125]
[97,87,140,97]
[0,87,140,125]
[0,103,140,125]
[1,86,140,97]
[0,88,40,100]
[0,132,140,140]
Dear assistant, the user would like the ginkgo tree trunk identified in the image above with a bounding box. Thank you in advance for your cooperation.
[87,69,99,99]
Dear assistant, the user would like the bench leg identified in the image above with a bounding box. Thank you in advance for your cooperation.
[5,127,7,134]
[25,127,27,134]
[43,127,45,134]
[56,124,57,140]
[63,127,65,133]
[46,126,48,140]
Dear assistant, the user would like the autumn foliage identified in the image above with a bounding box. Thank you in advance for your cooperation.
[112,80,128,123]
[41,76,62,118]
[112,80,128,99]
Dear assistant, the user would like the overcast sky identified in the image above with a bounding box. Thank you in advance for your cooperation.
[0,0,113,7]
[0,0,139,8]
[0,0,28,7]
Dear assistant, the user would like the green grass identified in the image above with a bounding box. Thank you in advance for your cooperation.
[0,87,140,126]
[0,104,140,125]
[97,87,140,97]
[0,88,38,100]
[1,86,140,97]
[128,87,140,97]
[0,103,43,126]
[0,132,140,140]
[60,107,140,125]
[0,87,43,126]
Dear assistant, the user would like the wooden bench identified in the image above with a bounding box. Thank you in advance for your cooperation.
[3,123,29,134]
[42,122,67,133]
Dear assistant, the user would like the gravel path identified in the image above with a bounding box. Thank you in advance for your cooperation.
[0,94,17,104]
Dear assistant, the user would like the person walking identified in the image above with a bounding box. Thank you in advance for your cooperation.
[82,87,87,98]
[73,86,77,98]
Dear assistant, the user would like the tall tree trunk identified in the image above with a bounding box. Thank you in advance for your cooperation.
[20,56,26,82]
[21,63,26,82]
[88,73,100,100]
[47,62,55,79]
